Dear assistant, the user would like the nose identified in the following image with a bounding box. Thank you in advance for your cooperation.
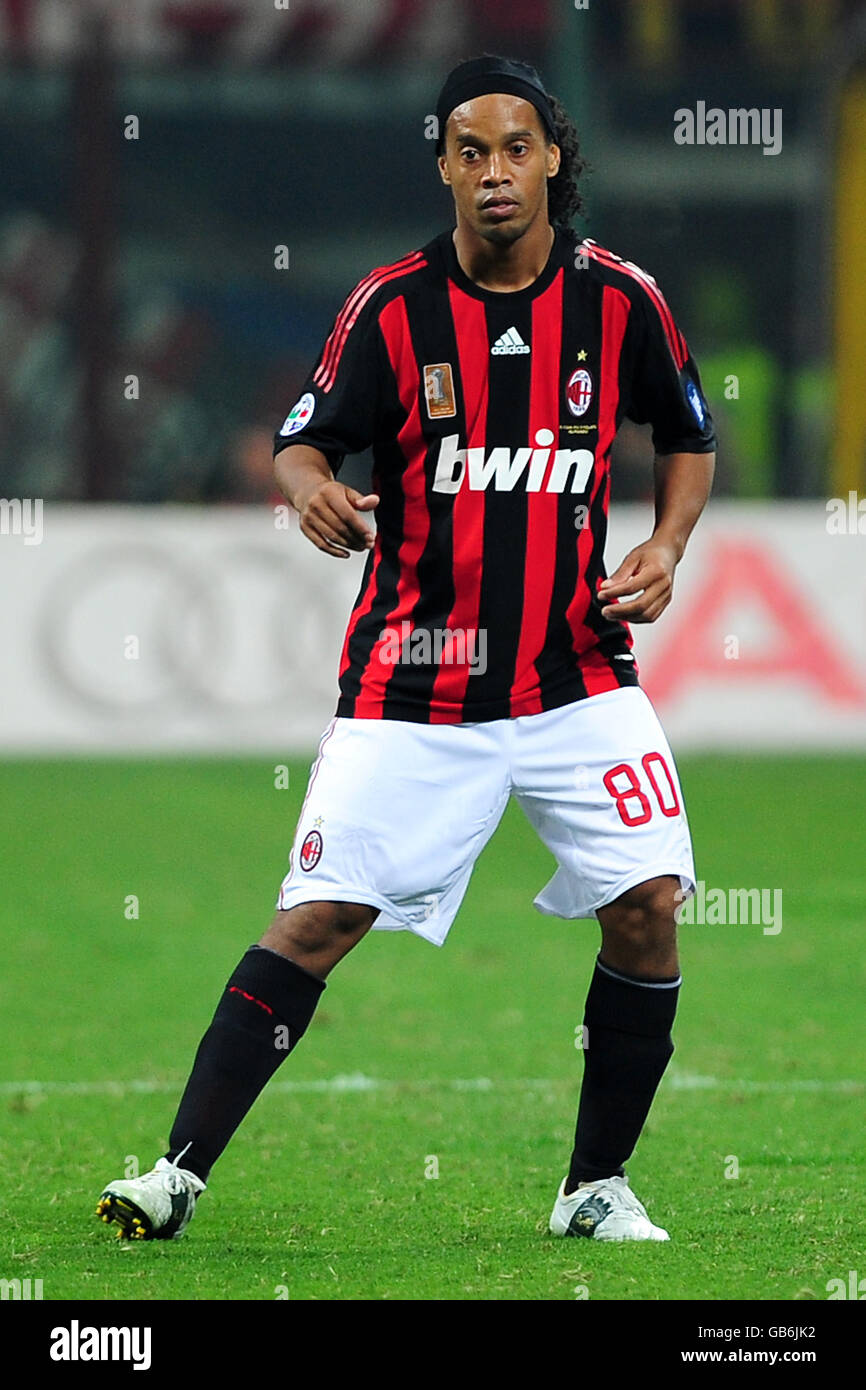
[481,152,510,186]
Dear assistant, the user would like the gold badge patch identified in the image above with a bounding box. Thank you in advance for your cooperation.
[424,363,456,419]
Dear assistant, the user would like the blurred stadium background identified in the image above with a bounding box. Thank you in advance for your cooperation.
[2,1,866,1306]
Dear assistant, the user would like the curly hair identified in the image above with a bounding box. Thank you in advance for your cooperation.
[546,92,589,229]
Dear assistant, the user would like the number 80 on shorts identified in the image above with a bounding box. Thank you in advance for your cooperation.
[602,752,681,827]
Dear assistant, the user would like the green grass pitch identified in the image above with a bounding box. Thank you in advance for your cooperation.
[1,753,863,1301]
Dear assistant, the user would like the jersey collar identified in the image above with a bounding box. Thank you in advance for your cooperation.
[441,224,569,303]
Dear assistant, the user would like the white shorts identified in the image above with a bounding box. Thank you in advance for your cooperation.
[276,686,695,947]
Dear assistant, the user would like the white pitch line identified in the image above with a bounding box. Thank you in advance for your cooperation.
[667,1072,863,1094]
[0,1072,861,1097]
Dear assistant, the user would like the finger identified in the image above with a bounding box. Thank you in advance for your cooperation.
[602,600,642,620]
[598,561,666,601]
[327,493,378,545]
[597,568,648,599]
[309,499,371,550]
[643,599,669,623]
[625,593,668,623]
[598,550,643,591]
[307,518,359,552]
[300,515,350,559]
[602,574,668,613]
[348,492,380,512]
[627,600,667,624]
[599,584,645,616]
[597,572,635,596]
[603,582,669,621]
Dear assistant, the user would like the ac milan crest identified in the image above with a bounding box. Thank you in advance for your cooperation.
[566,368,593,417]
[299,829,323,871]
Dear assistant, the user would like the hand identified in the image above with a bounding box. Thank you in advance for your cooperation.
[597,539,680,623]
[296,481,379,559]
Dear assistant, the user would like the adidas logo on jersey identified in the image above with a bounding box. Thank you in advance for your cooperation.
[491,327,530,355]
[432,430,595,495]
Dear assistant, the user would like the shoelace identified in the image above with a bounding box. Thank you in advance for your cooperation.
[155,1142,194,1196]
[605,1179,648,1219]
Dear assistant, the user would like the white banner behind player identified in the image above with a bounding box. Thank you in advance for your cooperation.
[0,502,863,752]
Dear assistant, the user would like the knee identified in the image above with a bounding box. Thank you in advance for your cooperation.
[263,901,376,958]
[610,877,679,936]
[597,875,680,971]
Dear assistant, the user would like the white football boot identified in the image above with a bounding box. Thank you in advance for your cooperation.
[549,1175,670,1241]
[96,1151,206,1241]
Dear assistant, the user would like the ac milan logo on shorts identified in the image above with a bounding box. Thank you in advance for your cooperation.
[299,830,323,871]
[566,368,593,417]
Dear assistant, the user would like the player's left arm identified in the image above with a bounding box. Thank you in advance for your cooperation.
[600,274,717,622]
[599,448,715,622]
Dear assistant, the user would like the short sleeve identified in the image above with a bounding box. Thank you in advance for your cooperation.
[624,280,716,456]
[273,285,388,473]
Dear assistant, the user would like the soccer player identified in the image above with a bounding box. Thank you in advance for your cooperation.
[97,56,715,1244]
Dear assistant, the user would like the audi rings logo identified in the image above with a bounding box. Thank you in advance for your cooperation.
[38,542,340,718]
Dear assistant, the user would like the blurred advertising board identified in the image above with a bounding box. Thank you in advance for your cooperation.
[1,501,864,752]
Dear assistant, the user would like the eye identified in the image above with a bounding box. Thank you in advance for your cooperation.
[510,143,529,156]
[461,149,479,162]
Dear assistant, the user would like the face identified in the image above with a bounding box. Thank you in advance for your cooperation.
[438,92,561,246]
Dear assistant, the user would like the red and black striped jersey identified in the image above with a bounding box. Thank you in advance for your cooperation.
[274,226,716,724]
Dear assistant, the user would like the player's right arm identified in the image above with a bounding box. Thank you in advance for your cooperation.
[275,443,379,560]
[273,263,409,559]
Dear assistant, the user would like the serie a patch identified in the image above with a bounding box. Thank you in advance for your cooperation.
[424,363,456,419]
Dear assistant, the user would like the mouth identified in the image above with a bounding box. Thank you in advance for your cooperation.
[481,196,519,220]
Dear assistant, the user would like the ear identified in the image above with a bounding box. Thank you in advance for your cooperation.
[547,142,561,179]
[438,154,451,187]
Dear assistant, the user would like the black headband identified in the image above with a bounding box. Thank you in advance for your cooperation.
[435,56,557,154]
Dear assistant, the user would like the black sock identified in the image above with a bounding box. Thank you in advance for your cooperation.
[565,956,680,1194]
[165,945,325,1182]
